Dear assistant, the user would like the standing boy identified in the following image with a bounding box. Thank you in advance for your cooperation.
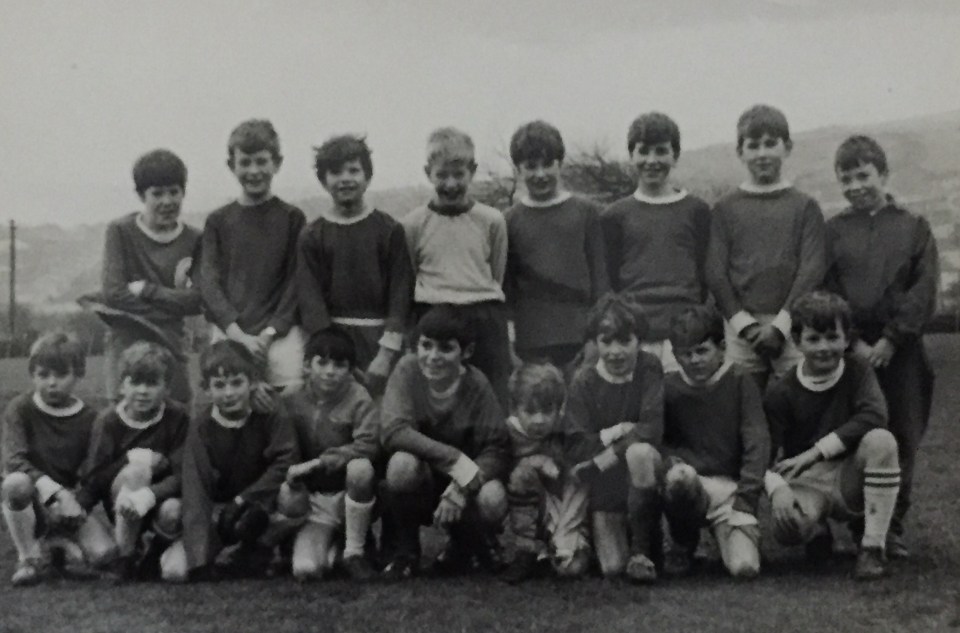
[1,333,116,585]
[825,135,939,558]
[706,105,826,388]
[401,127,511,407]
[89,148,202,404]
[660,306,768,578]
[602,113,710,373]
[199,119,306,392]
[504,120,608,372]
[297,135,412,395]
[764,291,900,580]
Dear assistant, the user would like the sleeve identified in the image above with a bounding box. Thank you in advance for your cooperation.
[267,209,307,336]
[1,399,45,482]
[584,202,611,301]
[613,357,665,456]
[401,213,421,275]
[883,216,939,344]
[148,408,190,502]
[101,222,150,315]
[75,411,123,511]
[822,220,844,297]
[383,221,414,345]
[198,212,241,330]
[465,382,511,482]
[240,408,300,508]
[762,387,788,466]
[781,198,827,316]
[600,206,623,291]
[733,375,771,515]
[560,374,603,464]
[693,200,712,303]
[181,416,218,569]
[705,204,744,320]
[825,364,888,452]
[502,210,520,311]
[488,211,508,286]
[139,281,203,318]
[321,396,380,470]
[295,225,333,336]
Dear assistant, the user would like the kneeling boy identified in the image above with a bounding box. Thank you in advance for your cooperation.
[764,291,900,580]
[378,305,511,580]
[278,327,380,581]
[661,306,768,578]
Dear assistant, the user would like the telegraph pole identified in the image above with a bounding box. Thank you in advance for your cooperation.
[8,219,15,339]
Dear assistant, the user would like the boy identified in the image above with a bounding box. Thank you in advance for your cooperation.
[378,305,511,580]
[401,127,511,407]
[1,333,116,585]
[278,327,379,581]
[660,306,769,578]
[706,105,826,388]
[565,293,665,583]
[763,291,900,580]
[501,362,592,584]
[87,148,202,404]
[162,340,298,582]
[297,135,413,395]
[504,121,608,372]
[825,135,939,558]
[601,112,710,373]
[199,119,307,392]
[76,342,190,581]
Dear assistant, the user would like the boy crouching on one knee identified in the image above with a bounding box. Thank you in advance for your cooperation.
[76,342,190,581]
[660,306,768,579]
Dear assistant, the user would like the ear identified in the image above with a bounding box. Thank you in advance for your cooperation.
[783,139,793,155]
[226,157,235,171]
[461,342,475,362]
[274,154,284,169]
[423,164,432,179]
[467,161,478,175]
[136,189,146,202]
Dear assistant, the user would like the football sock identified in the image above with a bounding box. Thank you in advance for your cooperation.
[343,495,374,558]
[862,468,901,550]
[114,513,141,557]
[2,502,41,562]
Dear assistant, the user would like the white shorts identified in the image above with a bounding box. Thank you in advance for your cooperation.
[723,314,801,378]
[210,325,305,390]
[306,490,346,529]
[640,339,680,374]
[699,475,757,528]
[787,457,857,520]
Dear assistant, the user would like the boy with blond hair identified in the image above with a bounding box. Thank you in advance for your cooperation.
[401,127,511,407]
[706,105,826,388]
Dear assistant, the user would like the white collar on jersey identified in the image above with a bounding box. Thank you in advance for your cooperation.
[796,358,845,392]
[595,360,633,385]
[136,214,184,244]
[738,181,793,194]
[211,405,250,429]
[633,188,688,205]
[319,205,373,225]
[116,401,166,430]
[32,392,84,417]
[677,360,734,388]
[520,191,572,208]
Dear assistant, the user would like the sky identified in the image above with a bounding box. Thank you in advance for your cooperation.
[2,0,960,226]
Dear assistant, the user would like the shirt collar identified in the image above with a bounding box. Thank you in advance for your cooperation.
[595,360,633,384]
[116,401,166,430]
[633,188,688,205]
[32,392,84,417]
[135,214,184,244]
[796,358,845,392]
[519,191,572,208]
[211,406,249,429]
[677,360,733,387]
[739,181,793,194]
[319,206,373,225]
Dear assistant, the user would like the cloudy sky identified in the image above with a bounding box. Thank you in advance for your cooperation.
[2,0,960,226]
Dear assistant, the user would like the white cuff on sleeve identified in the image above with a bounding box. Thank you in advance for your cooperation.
[593,447,619,472]
[730,311,760,336]
[599,425,623,447]
[378,331,404,353]
[814,432,846,460]
[35,476,63,505]
[447,453,480,488]
[764,470,789,496]
[771,310,793,339]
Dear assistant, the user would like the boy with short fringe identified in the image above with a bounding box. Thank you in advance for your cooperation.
[297,134,413,395]
[706,105,826,388]
[278,327,380,582]
[1,333,115,585]
[199,119,307,392]
[504,121,609,372]
[164,340,298,582]
[76,342,190,581]
[601,112,710,373]
[564,293,665,583]
[401,127,511,407]
[825,135,939,558]
[660,306,768,578]
[92,149,202,404]
[763,291,900,580]
[501,362,592,584]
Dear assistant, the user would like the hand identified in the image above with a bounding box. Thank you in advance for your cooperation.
[364,347,397,395]
[250,382,277,414]
[286,459,320,484]
[433,484,466,528]
[753,325,785,360]
[115,489,140,522]
[570,459,601,487]
[174,257,193,289]
[217,497,247,542]
[127,280,146,297]
[773,447,821,480]
[851,339,873,363]
[225,323,266,360]
[770,486,805,544]
[537,457,560,481]
[255,329,276,358]
[867,337,896,369]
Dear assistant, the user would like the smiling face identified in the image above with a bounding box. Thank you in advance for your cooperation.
[425,159,475,209]
[321,158,370,215]
[416,335,468,391]
[517,157,561,202]
[515,403,559,441]
[140,184,184,232]
[31,366,79,408]
[837,161,888,213]
[630,141,677,195]
[738,133,791,186]
[596,330,640,380]
[119,376,168,419]
[229,148,280,203]
[206,371,253,419]
[795,321,849,376]
[305,355,352,397]
[674,339,725,384]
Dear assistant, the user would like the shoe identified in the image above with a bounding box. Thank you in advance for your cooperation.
[663,547,695,577]
[11,559,45,587]
[854,547,888,581]
[381,555,417,582]
[217,543,273,579]
[625,553,658,584]
[804,526,834,563]
[474,534,506,574]
[431,541,474,576]
[342,554,377,582]
[501,550,543,585]
[103,555,139,585]
[886,534,910,560]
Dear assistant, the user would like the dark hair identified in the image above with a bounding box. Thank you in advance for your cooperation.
[304,327,356,368]
[586,293,649,341]
[789,291,853,342]
[227,119,282,165]
[736,104,790,150]
[119,341,174,384]
[132,149,187,196]
[627,112,681,157]
[415,304,476,351]
[834,135,888,176]
[508,362,565,413]
[28,331,86,378]
[669,305,724,349]
[313,135,373,181]
[199,340,261,387]
[509,120,565,166]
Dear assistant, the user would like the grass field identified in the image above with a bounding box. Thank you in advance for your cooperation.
[0,339,959,633]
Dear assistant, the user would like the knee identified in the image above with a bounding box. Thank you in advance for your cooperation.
[345,458,375,497]
[154,498,182,539]
[1,472,35,510]
[385,452,424,493]
[292,557,321,582]
[160,542,188,583]
[858,429,899,463]
[277,483,310,519]
[86,539,119,569]
[625,443,662,488]
[597,551,626,578]
[727,557,760,579]
[477,480,508,524]
[111,464,153,499]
